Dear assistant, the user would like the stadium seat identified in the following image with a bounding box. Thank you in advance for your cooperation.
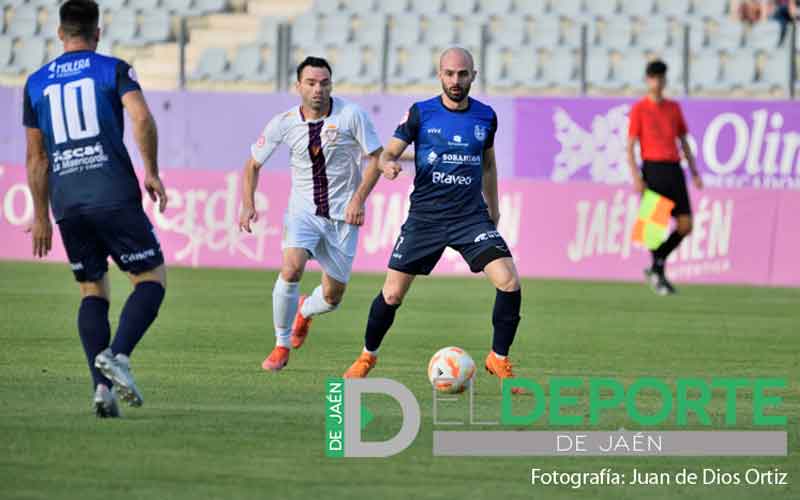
[530,15,560,48]
[690,50,723,91]
[230,44,274,82]
[9,37,47,74]
[335,45,376,85]
[747,22,782,51]
[542,48,579,88]
[96,38,114,56]
[687,19,706,51]
[390,14,420,45]
[618,0,655,18]
[192,46,229,80]
[509,46,539,85]
[693,0,727,18]
[291,13,320,47]
[257,17,283,47]
[314,0,342,12]
[8,4,39,38]
[424,16,456,46]
[191,0,228,15]
[410,0,444,17]
[0,36,13,71]
[381,0,410,15]
[387,44,434,85]
[163,0,192,13]
[140,11,171,43]
[486,44,512,87]
[658,0,690,18]
[39,5,60,40]
[442,0,478,16]
[658,49,684,82]
[341,0,375,14]
[516,0,549,17]
[320,14,352,46]
[105,9,139,45]
[352,14,386,46]
[722,49,757,89]
[616,49,649,89]
[459,18,485,49]
[586,48,616,90]
[637,17,671,49]
[551,0,583,19]
[492,16,528,47]
[709,20,743,50]
[598,17,633,49]
[481,0,513,17]
[585,0,618,19]
[756,49,791,91]
[129,0,159,11]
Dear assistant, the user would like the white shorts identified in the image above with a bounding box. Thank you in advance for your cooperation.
[282,211,359,284]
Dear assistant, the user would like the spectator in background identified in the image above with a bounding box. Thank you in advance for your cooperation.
[768,0,799,45]
[730,0,765,25]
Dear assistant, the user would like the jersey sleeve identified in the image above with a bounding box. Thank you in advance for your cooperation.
[22,81,38,128]
[250,114,284,165]
[115,60,142,98]
[350,105,382,155]
[628,103,641,139]
[484,110,498,150]
[675,104,688,137]
[393,104,420,144]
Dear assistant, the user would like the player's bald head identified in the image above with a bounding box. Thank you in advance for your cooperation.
[439,47,474,72]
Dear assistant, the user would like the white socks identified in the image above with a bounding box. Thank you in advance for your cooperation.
[300,285,338,318]
[273,277,300,348]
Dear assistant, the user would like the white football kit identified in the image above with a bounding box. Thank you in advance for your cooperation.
[251,96,382,283]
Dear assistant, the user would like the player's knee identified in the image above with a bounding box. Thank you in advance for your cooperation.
[497,274,521,293]
[80,281,108,300]
[280,267,303,283]
[382,289,405,306]
[323,289,343,307]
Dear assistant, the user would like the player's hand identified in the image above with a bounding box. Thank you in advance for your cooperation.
[144,175,168,213]
[382,161,402,180]
[28,217,52,258]
[692,173,704,190]
[239,205,258,233]
[633,175,646,195]
[345,196,366,226]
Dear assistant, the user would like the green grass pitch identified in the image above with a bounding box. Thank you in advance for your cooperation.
[0,261,798,499]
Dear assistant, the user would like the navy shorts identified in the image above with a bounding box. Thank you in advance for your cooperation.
[388,214,512,275]
[57,205,164,282]
[642,161,692,216]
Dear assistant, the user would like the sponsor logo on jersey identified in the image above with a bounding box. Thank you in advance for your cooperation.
[427,151,438,165]
[119,248,158,264]
[474,124,487,141]
[448,134,470,147]
[427,128,442,135]
[441,153,481,165]
[128,66,138,82]
[48,58,91,79]
[432,171,473,185]
[52,143,109,174]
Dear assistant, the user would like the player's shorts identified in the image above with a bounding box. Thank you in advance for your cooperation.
[388,213,512,276]
[641,161,692,216]
[282,211,358,284]
[57,204,164,283]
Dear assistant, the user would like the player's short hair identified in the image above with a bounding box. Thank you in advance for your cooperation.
[646,60,668,77]
[296,56,332,81]
[59,0,100,41]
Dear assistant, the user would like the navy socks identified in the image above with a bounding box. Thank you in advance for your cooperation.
[492,289,522,356]
[110,281,165,356]
[78,296,112,388]
[364,292,400,352]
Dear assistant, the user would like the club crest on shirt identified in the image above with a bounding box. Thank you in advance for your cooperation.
[474,124,487,141]
[323,124,339,143]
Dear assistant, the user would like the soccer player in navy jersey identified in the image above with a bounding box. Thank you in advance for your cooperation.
[343,48,525,392]
[24,0,168,417]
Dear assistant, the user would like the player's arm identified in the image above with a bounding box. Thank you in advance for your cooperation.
[627,105,645,194]
[482,147,500,226]
[239,156,262,233]
[122,90,167,212]
[679,135,702,189]
[346,148,384,226]
[25,127,52,258]
[379,138,408,180]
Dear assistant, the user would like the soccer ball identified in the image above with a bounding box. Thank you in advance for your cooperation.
[427,346,476,394]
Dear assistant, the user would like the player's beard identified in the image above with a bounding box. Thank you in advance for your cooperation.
[443,82,470,103]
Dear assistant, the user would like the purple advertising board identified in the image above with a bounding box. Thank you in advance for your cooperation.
[515,97,800,189]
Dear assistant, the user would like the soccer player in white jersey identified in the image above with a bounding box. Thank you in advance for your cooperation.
[239,57,384,371]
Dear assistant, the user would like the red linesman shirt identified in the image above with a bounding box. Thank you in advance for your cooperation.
[628,97,688,163]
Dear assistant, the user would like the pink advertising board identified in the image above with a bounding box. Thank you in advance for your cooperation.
[0,164,797,286]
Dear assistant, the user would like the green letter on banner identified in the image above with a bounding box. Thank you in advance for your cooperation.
[326,378,345,457]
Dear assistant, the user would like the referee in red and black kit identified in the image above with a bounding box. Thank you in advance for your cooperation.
[627,60,703,295]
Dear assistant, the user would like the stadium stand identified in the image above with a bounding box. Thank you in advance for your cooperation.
[0,0,796,97]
